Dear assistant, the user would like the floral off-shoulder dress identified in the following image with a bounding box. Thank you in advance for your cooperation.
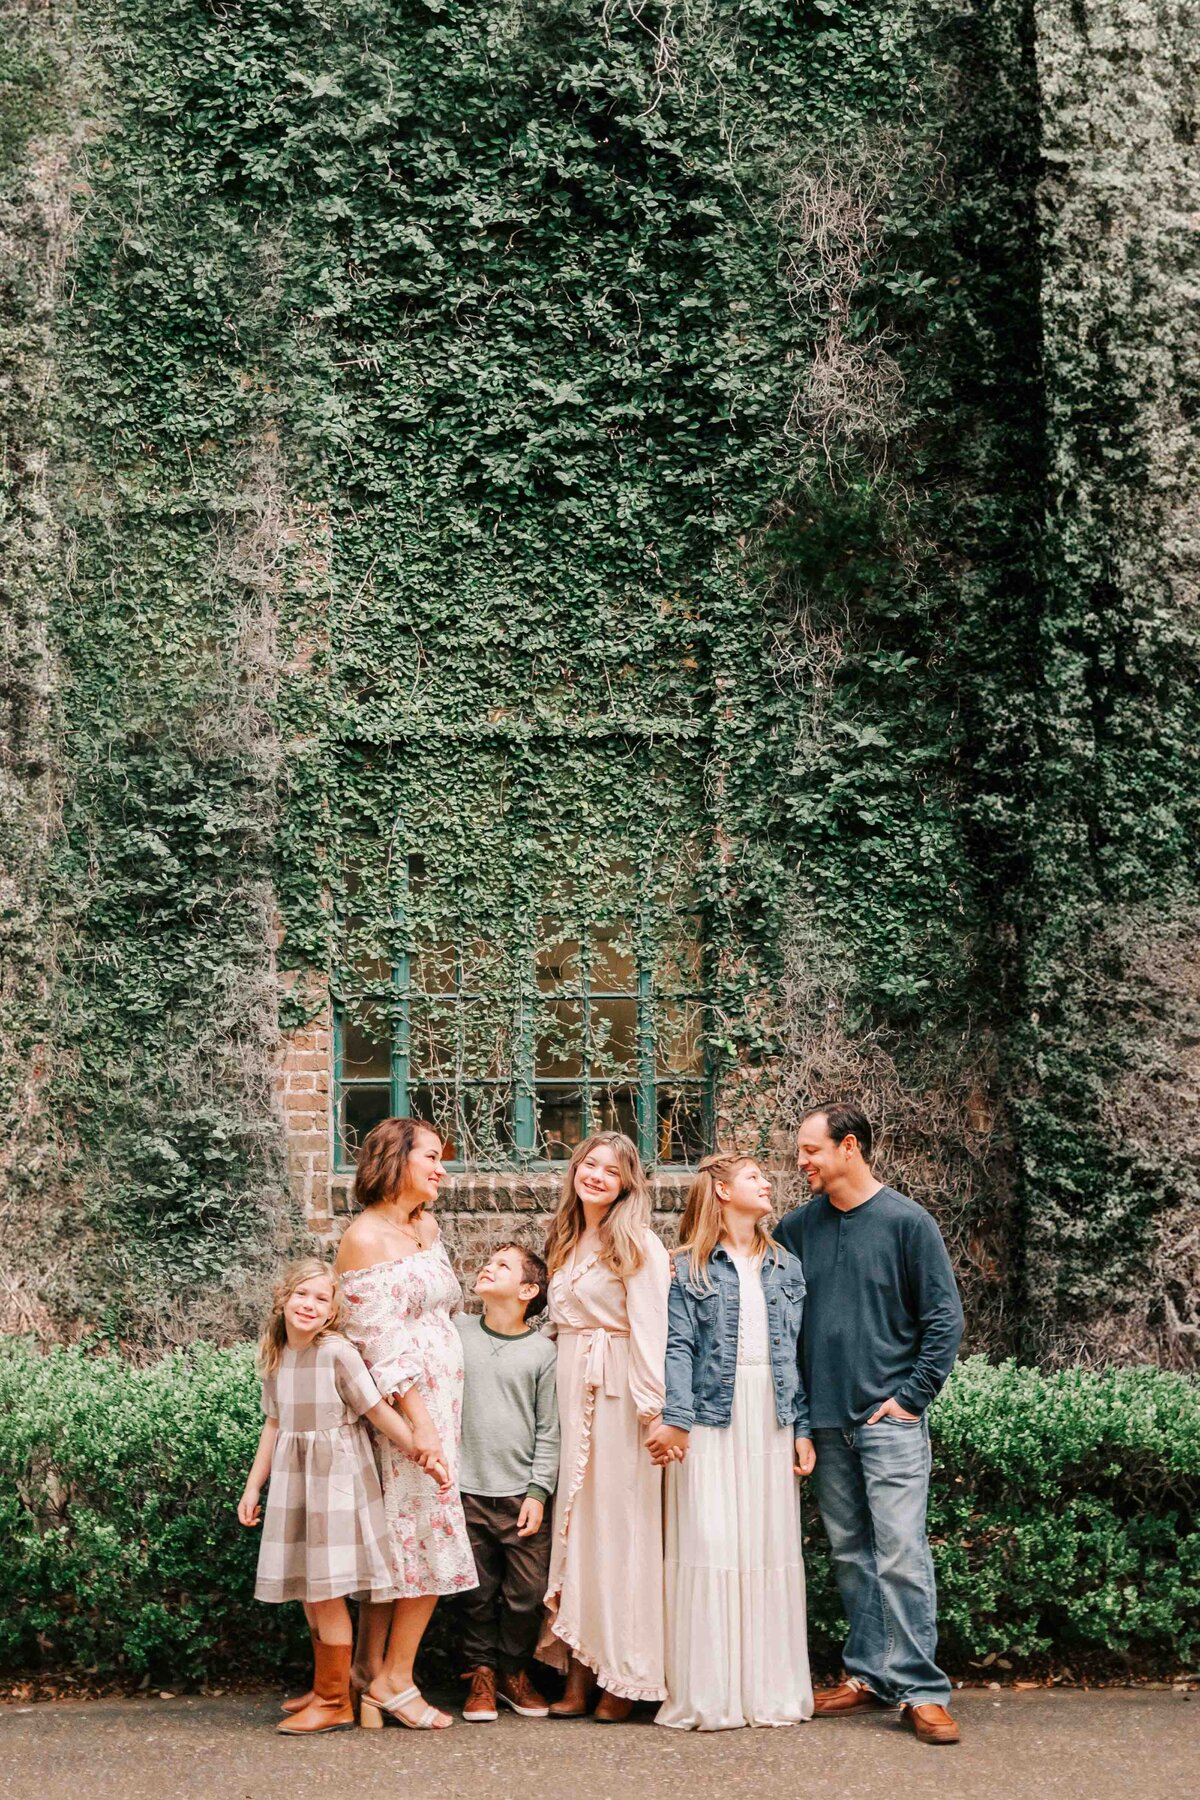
[340,1238,478,1598]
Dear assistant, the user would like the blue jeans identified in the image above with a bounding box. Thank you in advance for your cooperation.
[811,1419,950,1707]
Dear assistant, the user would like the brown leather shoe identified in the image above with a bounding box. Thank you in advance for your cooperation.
[498,1669,550,1717]
[549,1658,596,1718]
[276,1641,355,1734]
[812,1680,887,1717]
[901,1702,961,1744]
[462,1665,498,1722]
[593,1689,634,1724]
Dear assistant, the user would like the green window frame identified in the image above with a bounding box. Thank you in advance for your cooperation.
[333,878,712,1171]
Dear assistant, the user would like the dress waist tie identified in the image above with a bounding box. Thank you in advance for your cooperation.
[555,1327,631,1537]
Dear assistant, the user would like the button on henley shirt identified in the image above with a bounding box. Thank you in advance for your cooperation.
[775,1185,964,1430]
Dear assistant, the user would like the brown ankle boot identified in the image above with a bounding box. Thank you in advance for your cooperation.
[593,1689,634,1724]
[280,1630,319,1715]
[549,1658,596,1718]
[276,1641,355,1735]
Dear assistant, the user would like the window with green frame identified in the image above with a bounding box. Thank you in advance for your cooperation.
[334,854,711,1169]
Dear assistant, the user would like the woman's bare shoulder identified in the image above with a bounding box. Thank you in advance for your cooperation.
[334,1211,391,1273]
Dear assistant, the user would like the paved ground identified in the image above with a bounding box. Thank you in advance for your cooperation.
[1,1687,1195,1800]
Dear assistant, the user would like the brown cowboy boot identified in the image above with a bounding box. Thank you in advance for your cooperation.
[497,1669,550,1717]
[549,1657,596,1718]
[901,1702,961,1745]
[280,1629,319,1715]
[462,1665,498,1722]
[812,1679,888,1716]
[276,1641,355,1735]
[593,1689,634,1724]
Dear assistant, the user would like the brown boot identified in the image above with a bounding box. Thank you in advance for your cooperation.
[549,1657,596,1718]
[462,1665,498,1722]
[276,1641,355,1735]
[812,1680,887,1717]
[593,1689,634,1724]
[280,1630,319,1715]
[901,1702,961,1745]
[498,1669,550,1717]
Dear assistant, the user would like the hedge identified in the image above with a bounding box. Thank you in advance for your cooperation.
[1,1342,1196,1683]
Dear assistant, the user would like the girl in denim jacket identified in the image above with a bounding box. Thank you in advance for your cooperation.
[652,1154,815,1731]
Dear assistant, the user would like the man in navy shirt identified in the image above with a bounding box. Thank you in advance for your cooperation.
[776,1102,964,1746]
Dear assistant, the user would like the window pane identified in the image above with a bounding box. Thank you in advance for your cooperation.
[591,997,638,1078]
[460,1085,515,1159]
[536,1085,585,1160]
[408,1001,457,1077]
[657,1086,707,1164]
[656,998,706,1077]
[537,927,581,994]
[342,1084,390,1157]
[408,1083,514,1163]
[341,1003,391,1080]
[411,945,457,995]
[459,995,511,1079]
[589,922,636,992]
[592,1085,638,1141]
[408,1083,456,1150]
[657,916,703,992]
[535,999,583,1078]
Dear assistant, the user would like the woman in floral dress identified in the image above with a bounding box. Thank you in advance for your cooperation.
[335,1116,477,1729]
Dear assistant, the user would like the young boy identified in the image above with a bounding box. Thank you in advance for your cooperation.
[454,1241,560,1722]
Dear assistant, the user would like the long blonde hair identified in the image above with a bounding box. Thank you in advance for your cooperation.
[258,1258,342,1376]
[677,1152,782,1289]
[544,1131,652,1280]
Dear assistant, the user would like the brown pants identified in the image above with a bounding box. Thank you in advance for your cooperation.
[456,1492,553,1674]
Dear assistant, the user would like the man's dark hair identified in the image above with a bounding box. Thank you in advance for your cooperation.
[800,1101,874,1165]
[498,1240,550,1319]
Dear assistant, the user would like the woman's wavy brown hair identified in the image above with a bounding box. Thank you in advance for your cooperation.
[543,1131,652,1281]
[677,1152,782,1290]
[353,1115,441,1210]
[258,1258,341,1377]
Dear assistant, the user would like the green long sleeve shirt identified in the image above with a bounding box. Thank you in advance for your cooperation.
[455,1313,561,1501]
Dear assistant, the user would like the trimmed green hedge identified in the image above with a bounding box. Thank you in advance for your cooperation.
[2,1342,1196,1682]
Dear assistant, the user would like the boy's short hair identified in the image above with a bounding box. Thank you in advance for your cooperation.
[497,1240,549,1319]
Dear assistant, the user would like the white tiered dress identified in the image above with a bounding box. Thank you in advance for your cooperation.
[657,1251,813,1729]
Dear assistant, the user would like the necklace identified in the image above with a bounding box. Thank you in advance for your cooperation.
[380,1206,423,1246]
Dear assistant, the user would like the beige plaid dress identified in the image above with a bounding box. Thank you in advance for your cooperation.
[255,1335,400,1605]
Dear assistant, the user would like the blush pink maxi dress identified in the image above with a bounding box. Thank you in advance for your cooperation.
[537,1231,671,1702]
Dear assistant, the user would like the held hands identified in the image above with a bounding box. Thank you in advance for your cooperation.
[793,1437,816,1477]
[516,1497,544,1538]
[644,1418,690,1466]
[867,1396,921,1425]
[237,1484,262,1528]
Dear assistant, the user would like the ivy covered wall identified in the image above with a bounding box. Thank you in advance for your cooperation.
[0,0,1194,1361]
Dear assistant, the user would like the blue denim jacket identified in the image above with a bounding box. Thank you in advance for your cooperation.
[662,1243,811,1437]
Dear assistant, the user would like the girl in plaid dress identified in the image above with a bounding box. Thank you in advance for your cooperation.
[238,1259,450,1735]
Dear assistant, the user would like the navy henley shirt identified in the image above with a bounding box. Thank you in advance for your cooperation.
[775,1184,964,1430]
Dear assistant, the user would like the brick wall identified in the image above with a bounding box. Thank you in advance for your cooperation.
[276,1005,334,1233]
